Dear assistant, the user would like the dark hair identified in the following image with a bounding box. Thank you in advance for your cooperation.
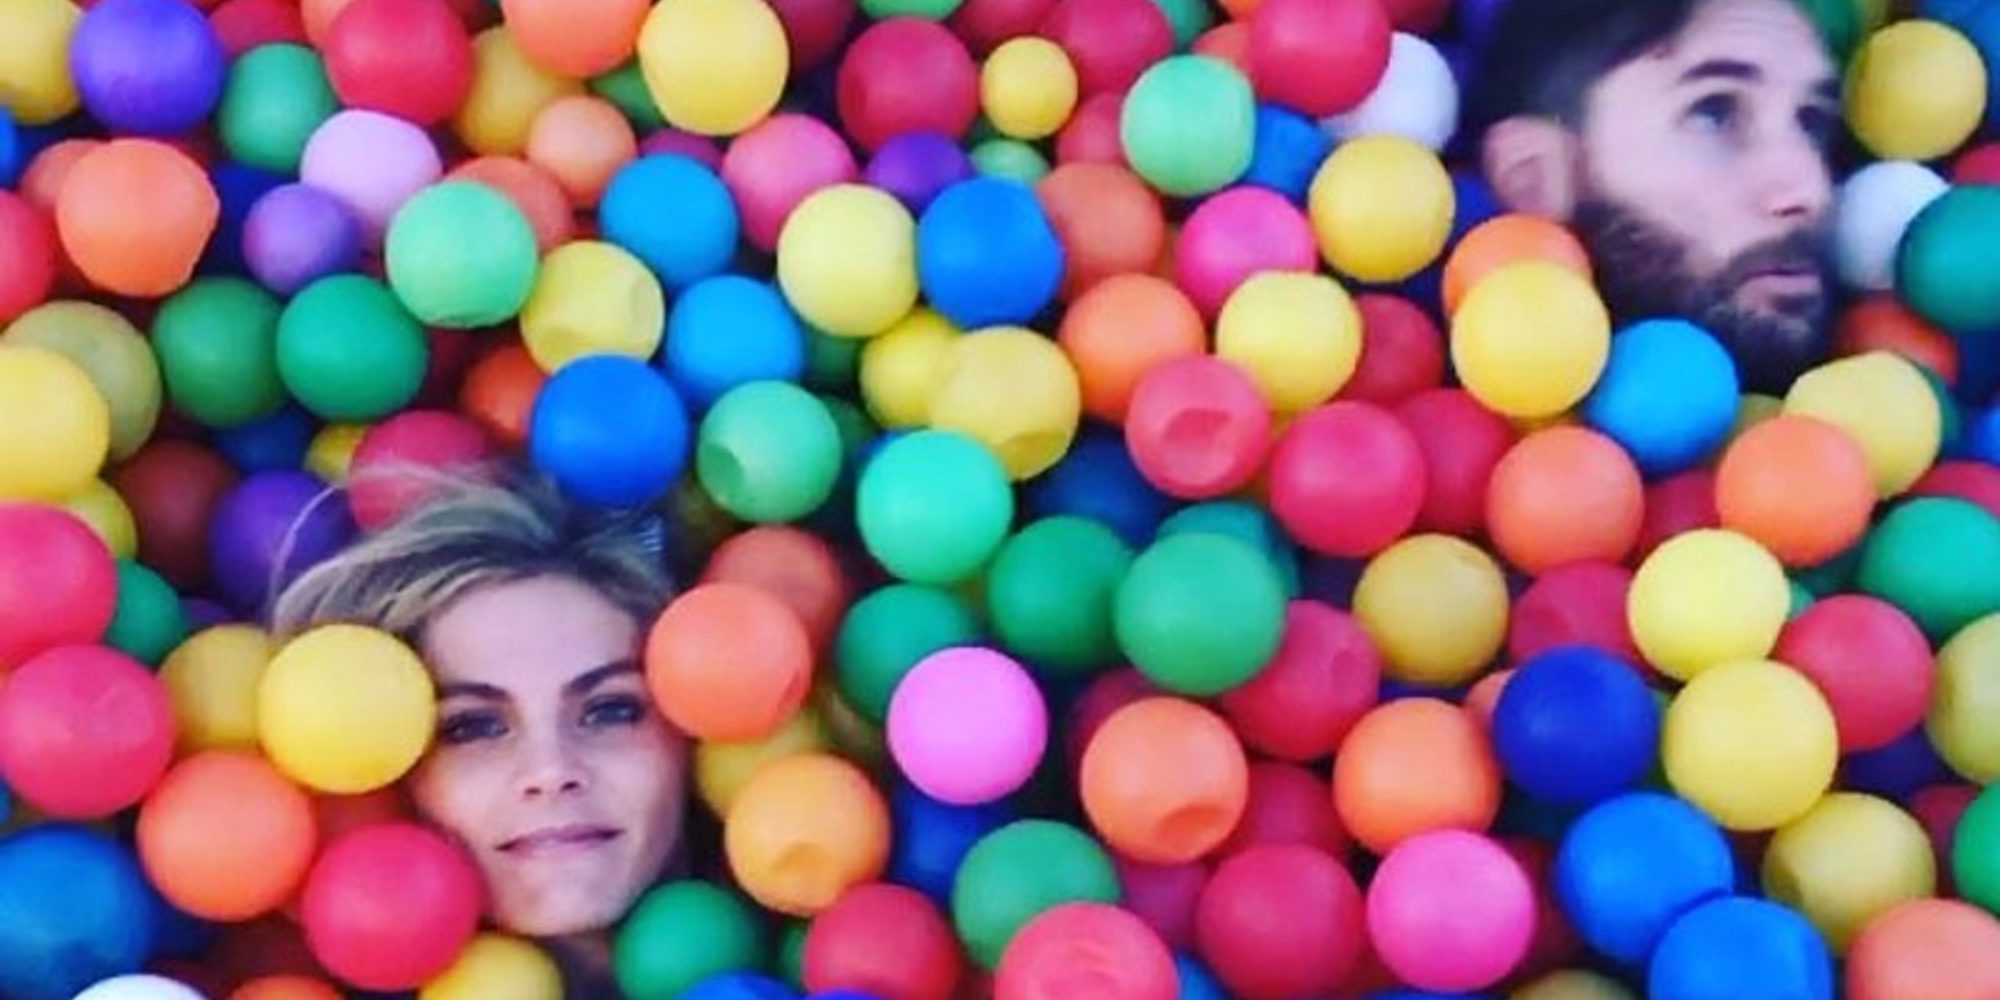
[1470,0,1705,131]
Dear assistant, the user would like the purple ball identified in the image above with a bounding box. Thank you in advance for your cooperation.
[180,597,238,631]
[207,470,355,616]
[243,183,364,296]
[70,0,227,137]
[866,133,974,214]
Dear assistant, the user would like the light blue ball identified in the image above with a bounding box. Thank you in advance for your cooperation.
[530,355,690,508]
[664,275,807,409]
[1584,319,1740,477]
[916,177,1065,329]
[0,109,19,188]
[1243,103,1329,205]
[0,825,156,1000]
[1554,792,1735,965]
[1648,897,1833,1000]
[1961,403,2000,465]
[601,155,741,291]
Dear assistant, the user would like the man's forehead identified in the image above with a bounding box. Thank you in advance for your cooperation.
[1616,0,1835,92]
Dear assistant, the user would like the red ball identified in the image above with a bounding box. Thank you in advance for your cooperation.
[949,0,1058,55]
[0,191,57,325]
[1219,760,1349,858]
[996,902,1178,1000]
[347,410,493,532]
[1507,560,1640,665]
[1065,668,1158,773]
[1378,0,1451,32]
[1124,355,1272,500]
[1248,0,1393,117]
[768,0,857,72]
[0,504,117,670]
[0,645,175,818]
[1112,854,1207,951]
[803,882,965,1000]
[300,823,484,991]
[1393,388,1515,538]
[209,0,308,55]
[1954,142,2000,186]
[836,19,980,152]
[1218,600,1380,763]
[1195,844,1365,1000]
[417,326,483,410]
[1502,837,1583,980]
[322,0,475,128]
[1911,461,2000,521]
[1775,595,1934,752]
[1039,0,1175,96]
[1054,92,1125,167]
[1634,469,1719,563]
[109,439,240,592]
[1912,783,1976,895]
[1267,401,1425,558]
[1340,293,1445,405]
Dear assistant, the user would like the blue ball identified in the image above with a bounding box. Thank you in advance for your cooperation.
[202,161,286,277]
[1175,954,1229,1000]
[1841,727,1950,801]
[1962,404,2000,465]
[1648,897,1833,1000]
[0,825,156,1000]
[1449,168,1504,245]
[916,177,1065,329]
[1368,992,1490,1000]
[1584,319,1740,477]
[1158,501,1302,597]
[1494,645,1660,805]
[1959,327,2000,405]
[147,884,217,962]
[212,404,317,473]
[0,109,19,188]
[664,275,807,409]
[70,0,227,137]
[889,781,1011,906]
[1554,792,1735,966]
[1243,104,1330,205]
[0,781,11,827]
[530,355,690,508]
[1025,425,1173,547]
[682,973,800,1000]
[601,155,742,292]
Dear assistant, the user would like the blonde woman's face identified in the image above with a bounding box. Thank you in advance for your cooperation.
[410,575,685,938]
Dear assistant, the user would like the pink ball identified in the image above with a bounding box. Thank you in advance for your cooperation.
[1219,760,1348,858]
[1393,388,1515,538]
[0,645,175,820]
[347,409,493,532]
[888,646,1048,805]
[639,129,724,169]
[1635,469,1719,563]
[1114,854,1208,951]
[1196,844,1365,1000]
[1268,401,1426,558]
[299,110,443,243]
[1218,600,1380,763]
[997,902,1178,1000]
[1123,355,1273,500]
[1056,92,1126,167]
[1775,594,1935,752]
[1507,560,1640,665]
[836,18,980,152]
[1065,667,1157,773]
[1366,829,1535,993]
[301,823,483,991]
[722,113,859,253]
[1173,187,1316,317]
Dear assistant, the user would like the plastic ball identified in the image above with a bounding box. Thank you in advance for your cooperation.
[523,95,637,208]
[0,0,82,125]
[1508,562,1637,665]
[697,381,841,523]
[1114,532,1286,695]
[1352,534,1509,686]
[887,647,1046,805]
[1494,646,1659,806]
[1846,19,1986,160]
[150,278,284,429]
[859,309,960,429]
[157,624,271,754]
[420,933,562,1000]
[214,43,334,175]
[1847,899,2000,1000]
[137,751,314,922]
[1368,830,1534,993]
[1120,56,1255,198]
[1392,388,1512,537]
[719,121,854,261]
[1308,135,1452,283]
[299,110,442,243]
[1080,697,1248,864]
[986,515,1132,677]
[888,782,1010,905]
[926,327,1080,479]
[344,410,490,531]
[1268,401,1427,558]
[1218,600,1380,762]
[614,882,766,998]
[1647,897,1834,1000]
[259,625,432,794]
[61,478,139,561]
[997,903,1176,1000]
[71,976,206,1000]
[1628,529,1791,681]
[1776,595,1933,753]
[1512,971,1636,1000]
[802,883,963,1000]
[1217,760,1345,858]
[856,430,1013,585]
[109,441,235,592]
[696,703,829,817]
[1039,0,1172,95]
[1899,184,2000,334]
[1123,355,1272,499]
[1663,659,1839,831]
[1323,31,1457,151]
[837,19,979,151]
[301,823,482,991]
[982,38,1077,141]
[779,185,919,339]
[0,645,173,819]
[1837,297,1958,384]
[1155,501,1301,597]
[1859,497,2000,642]
[0,825,154,1000]
[105,560,189,667]
[1334,698,1500,854]
[727,754,891,916]
[517,240,664,370]
[1247,0,1390,117]
[529,354,690,507]
[1716,415,1875,568]
[277,275,428,421]
[867,133,975,214]
[1114,856,1207,951]
[55,139,217,297]
[1215,272,1360,414]
[0,192,55,325]
[1784,351,1940,497]
[1582,319,1739,476]
[637,0,788,135]
[322,0,472,127]
[601,154,740,290]
[1929,613,2000,782]
[207,470,354,618]
[1337,296,1440,406]
[918,178,1064,329]
[241,183,362,298]
[71,0,226,136]
[1554,792,1735,965]
[1194,844,1365,1000]
[1486,427,1643,574]
[646,583,812,742]
[1440,214,1591,320]
[1174,186,1314,318]
[834,585,979,726]
[384,182,537,330]
[456,27,583,156]
[1762,792,1935,953]
[971,138,1049,182]
[952,820,1120,969]
[1451,262,1611,419]
[4,301,158,461]
[1836,161,1950,291]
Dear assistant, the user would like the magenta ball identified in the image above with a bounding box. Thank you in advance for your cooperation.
[720,113,859,252]
[1366,829,1536,993]
[1267,401,1426,558]
[1124,355,1273,500]
[1173,186,1316,317]
[1775,594,1936,752]
[887,646,1049,805]
[1114,853,1208,951]
[1064,668,1157,772]
[243,183,364,297]
[71,0,227,137]
[299,110,443,242]
[638,129,724,168]
[867,132,976,214]
[836,18,980,152]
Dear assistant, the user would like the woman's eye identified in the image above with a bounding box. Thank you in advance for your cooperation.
[1687,93,1741,134]
[583,694,647,729]
[440,710,506,745]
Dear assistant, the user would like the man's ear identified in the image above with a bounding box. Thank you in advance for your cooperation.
[1481,117,1581,221]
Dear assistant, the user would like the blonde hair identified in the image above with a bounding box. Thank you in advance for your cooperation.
[271,463,675,642]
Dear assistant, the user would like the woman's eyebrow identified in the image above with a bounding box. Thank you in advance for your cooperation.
[564,660,641,697]
[437,681,508,701]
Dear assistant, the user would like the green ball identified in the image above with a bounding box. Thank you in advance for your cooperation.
[1121,55,1255,198]
[276,275,430,422]
[591,60,667,131]
[1796,0,1861,60]
[952,820,1119,969]
[385,181,539,329]
[859,0,964,20]
[105,560,188,667]
[806,326,863,392]
[1923,363,1963,456]
[1150,0,1214,49]
[1954,782,2000,914]
[614,881,766,1000]
[971,139,1050,184]
[217,44,338,174]
[152,277,287,429]
[697,381,843,523]
[1787,580,1815,621]
[775,920,808,989]
[857,430,1015,585]
[1115,532,1286,695]
[1900,185,2000,335]
[986,516,1132,678]
[835,583,981,724]
[1793,544,1862,598]
[1858,496,2000,641]
[1157,500,1302,598]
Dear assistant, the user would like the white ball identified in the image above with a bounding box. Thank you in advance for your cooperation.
[1835,159,1949,291]
[70,975,207,1000]
[1322,33,1460,152]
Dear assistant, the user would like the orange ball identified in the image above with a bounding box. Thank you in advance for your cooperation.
[446,156,577,252]
[457,342,547,449]
[501,0,649,77]
[56,140,219,298]
[1442,214,1592,318]
[1036,162,1167,300]
[1836,296,1960,384]
[1716,414,1875,568]
[1195,20,1254,67]
[525,95,638,209]
[1080,697,1250,865]
[645,582,814,742]
[301,0,355,47]
[701,525,851,654]
[1847,899,2000,1000]
[725,753,891,916]
[137,751,318,922]
[1485,426,1644,574]
[228,976,345,1000]
[20,139,102,216]
[1057,273,1207,423]
[1332,698,1501,855]
[1463,668,1513,729]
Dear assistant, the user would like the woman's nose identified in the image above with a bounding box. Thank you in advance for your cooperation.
[514,736,589,799]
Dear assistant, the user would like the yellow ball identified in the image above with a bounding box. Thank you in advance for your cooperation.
[0,343,110,502]
[1451,262,1611,420]
[1663,659,1838,831]
[1927,612,2000,782]
[1353,534,1509,686]
[159,625,276,753]
[1512,970,1637,1000]
[59,478,137,560]
[1763,792,1935,953]
[420,933,562,1000]
[725,753,890,916]
[4,301,161,461]
[520,240,666,372]
[982,37,1078,141]
[1308,135,1454,283]
[778,185,919,339]
[1215,272,1362,414]
[1628,528,1790,681]
[306,423,369,484]
[0,0,81,125]
[1784,351,1940,497]
[1846,19,1987,160]
[638,0,789,136]
[861,308,962,429]
[696,706,830,817]
[927,327,1082,480]
[258,624,435,794]
[457,28,584,157]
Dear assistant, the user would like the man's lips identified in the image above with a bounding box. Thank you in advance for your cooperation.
[496,824,622,856]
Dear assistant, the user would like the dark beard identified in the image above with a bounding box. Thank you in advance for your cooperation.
[1571,198,1834,395]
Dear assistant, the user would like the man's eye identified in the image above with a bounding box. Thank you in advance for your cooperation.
[1688,93,1741,133]
[583,694,647,729]
[440,710,506,745]
[1798,104,1839,147]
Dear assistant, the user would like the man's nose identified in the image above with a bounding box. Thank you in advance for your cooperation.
[1757,131,1834,223]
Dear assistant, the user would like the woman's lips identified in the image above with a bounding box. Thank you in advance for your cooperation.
[496,824,622,857]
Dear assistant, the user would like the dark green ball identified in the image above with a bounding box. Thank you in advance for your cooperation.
[1899,185,2000,335]
[986,516,1133,678]
[105,560,188,667]
[614,881,765,1000]
[217,44,337,174]
[951,820,1119,969]
[153,277,287,429]
[276,275,429,422]
[835,583,981,724]
[1858,496,2000,641]
[1115,532,1286,695]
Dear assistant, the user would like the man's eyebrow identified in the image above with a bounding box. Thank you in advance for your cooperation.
[1812,77,1840,103]
[564,660,640,697]
[1677,59,1762,85]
